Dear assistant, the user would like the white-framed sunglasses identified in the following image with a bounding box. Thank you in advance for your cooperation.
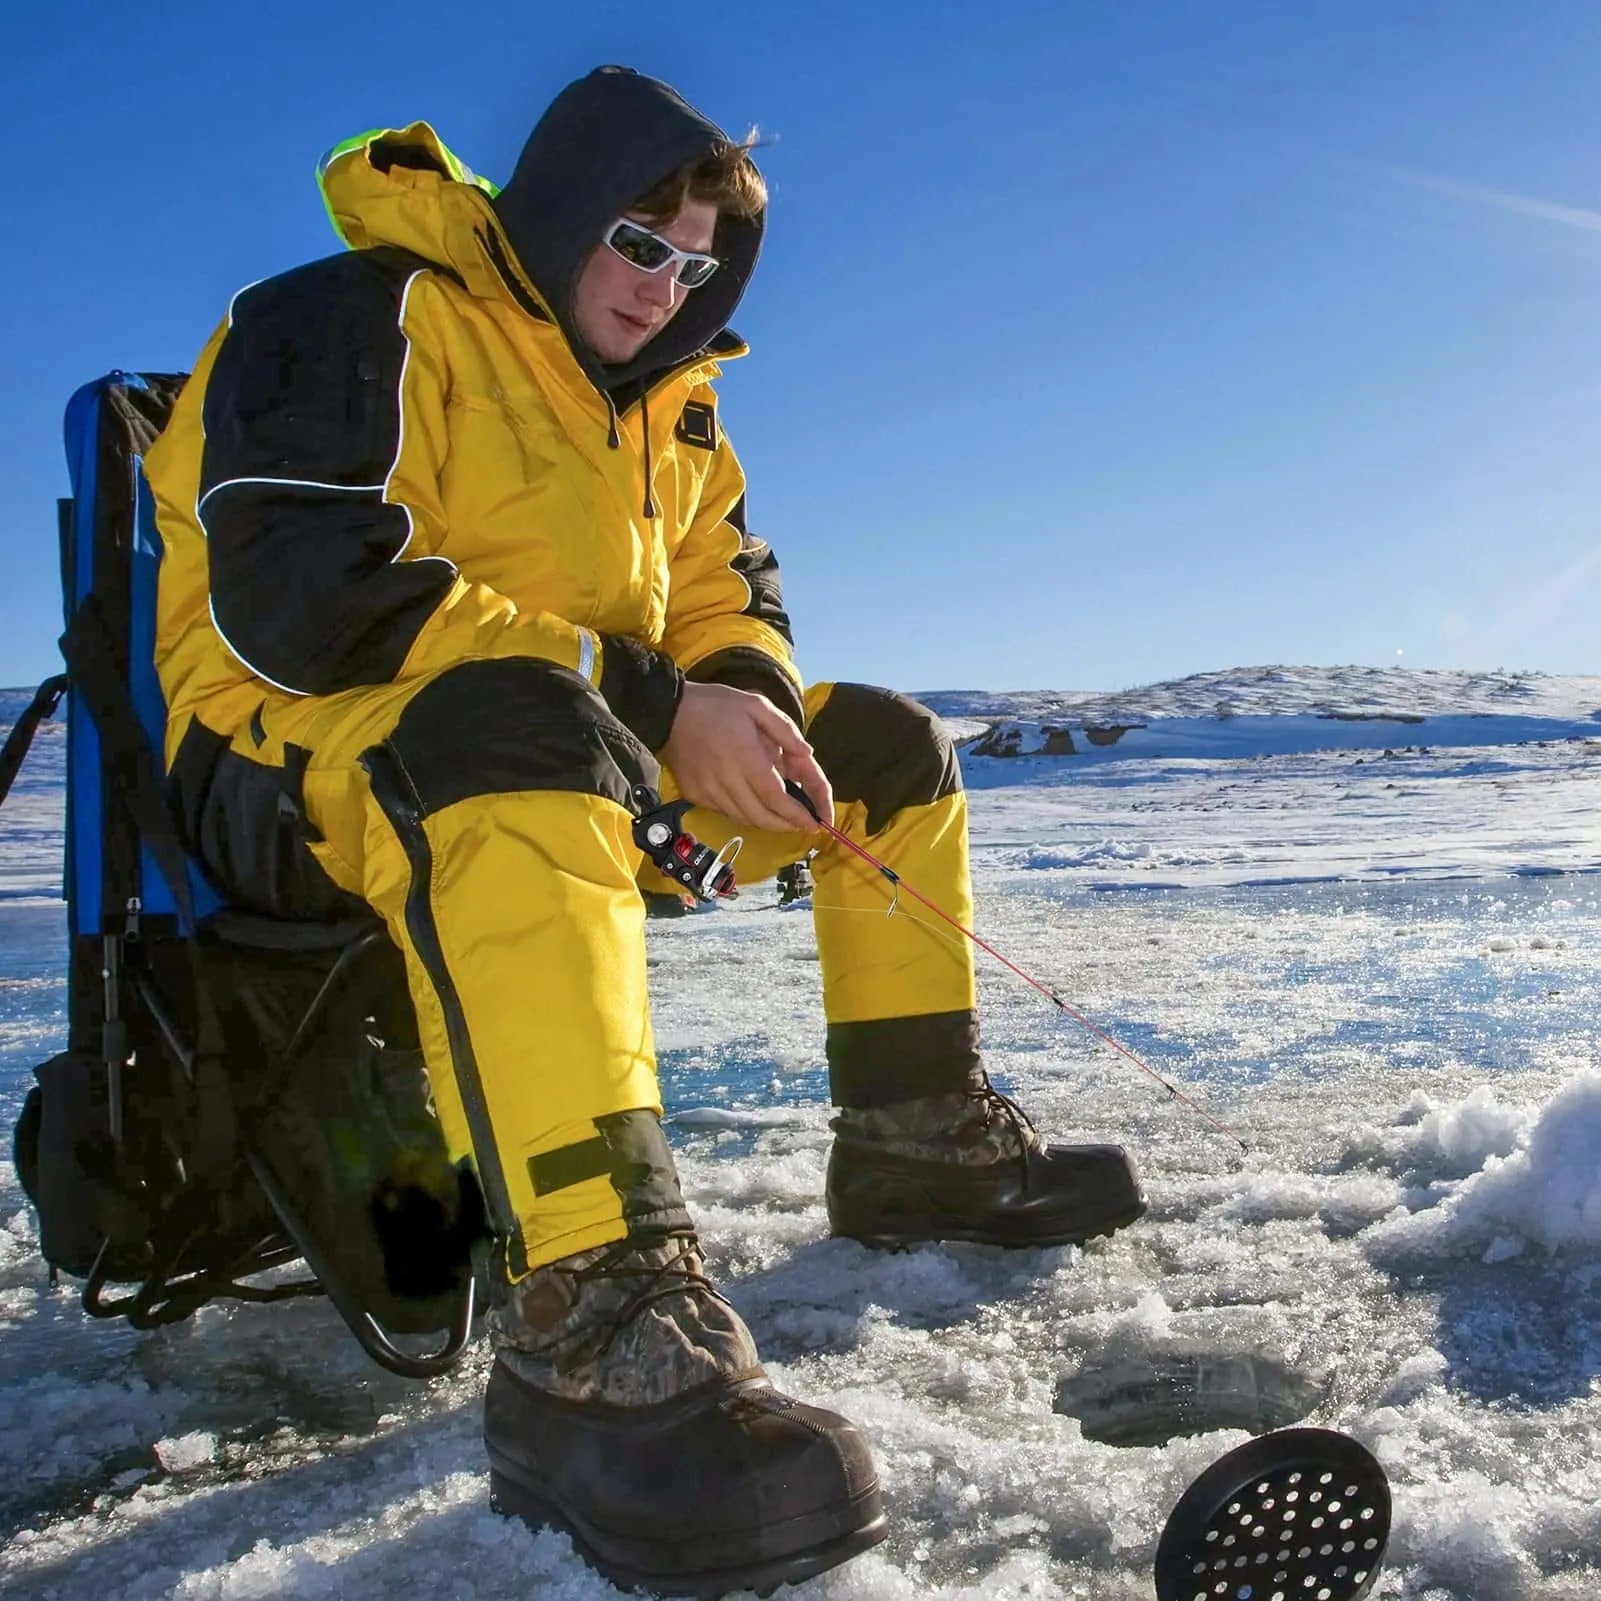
[603,217,721,288]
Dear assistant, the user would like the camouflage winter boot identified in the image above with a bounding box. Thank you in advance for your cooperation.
[826,1072,1147,1249]
[484,1229,886,1597]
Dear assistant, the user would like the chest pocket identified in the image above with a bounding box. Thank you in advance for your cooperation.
[674,401,718,451]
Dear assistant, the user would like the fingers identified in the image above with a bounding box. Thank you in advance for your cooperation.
[748,696,805,747]
[663,682,830,835]
[682,743,801,835]
[747,782,814,835]
[749,766,820,833]
[698,747,818,834]
[743,700,834,829]
[779,747,834,829]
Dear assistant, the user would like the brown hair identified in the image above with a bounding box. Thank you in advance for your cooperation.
[632,130,766,223]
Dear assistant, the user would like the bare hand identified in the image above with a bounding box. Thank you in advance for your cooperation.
[662,681,834,834]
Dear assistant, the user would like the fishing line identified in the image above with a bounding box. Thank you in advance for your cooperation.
[786,782,1248,1153]
[806,897,974,959]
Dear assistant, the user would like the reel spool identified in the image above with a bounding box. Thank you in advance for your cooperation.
[1154,1428,1391,1601]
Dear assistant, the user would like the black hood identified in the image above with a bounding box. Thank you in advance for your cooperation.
[491,66,762,395]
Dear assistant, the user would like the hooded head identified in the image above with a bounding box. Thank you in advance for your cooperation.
[492,66,764,392]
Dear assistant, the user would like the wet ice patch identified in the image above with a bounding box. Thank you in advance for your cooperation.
[1055,1344,1329,1445]
[666,1105,813,1130]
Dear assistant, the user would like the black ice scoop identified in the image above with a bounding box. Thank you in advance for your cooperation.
[1155,1427,1392,1601]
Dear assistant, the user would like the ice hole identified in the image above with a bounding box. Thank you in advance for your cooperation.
[1053,1348,1328,1446]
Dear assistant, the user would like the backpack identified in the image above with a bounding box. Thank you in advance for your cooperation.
[1,372,479,1376]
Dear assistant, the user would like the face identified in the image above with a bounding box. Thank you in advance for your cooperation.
[571,197,719,363]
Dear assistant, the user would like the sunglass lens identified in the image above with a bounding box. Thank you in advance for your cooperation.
[676,257,719,289]
[611,223,672,271]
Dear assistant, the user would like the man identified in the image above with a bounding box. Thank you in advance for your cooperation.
[144,66,1145,1596]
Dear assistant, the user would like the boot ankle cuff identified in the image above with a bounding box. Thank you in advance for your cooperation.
[827,1010,982,1109]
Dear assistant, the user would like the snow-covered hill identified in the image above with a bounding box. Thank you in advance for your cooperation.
[921,665,1601,761]
[921,664,1601,725]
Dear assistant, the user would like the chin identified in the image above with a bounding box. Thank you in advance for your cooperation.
[590,336,643,364]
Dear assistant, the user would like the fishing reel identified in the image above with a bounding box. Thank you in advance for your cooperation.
[631,787,741,903]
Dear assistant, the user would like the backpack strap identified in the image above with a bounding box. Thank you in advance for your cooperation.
[0,673,69,809]
[61,599,198,932]
[59,595,232,1158]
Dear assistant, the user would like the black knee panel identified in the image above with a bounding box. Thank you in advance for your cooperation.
[807,684,961,836]
[381,658,659,820]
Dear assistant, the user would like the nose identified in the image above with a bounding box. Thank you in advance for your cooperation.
[637,267,680,310]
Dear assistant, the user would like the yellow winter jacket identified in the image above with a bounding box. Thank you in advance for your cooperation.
[144,119,801,765]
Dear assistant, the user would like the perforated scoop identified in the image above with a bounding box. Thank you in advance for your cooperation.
[1154,1427,1391,1601]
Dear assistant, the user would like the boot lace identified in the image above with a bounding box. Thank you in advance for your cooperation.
[975,1081,1043,1163]
[551,1230,734,1363]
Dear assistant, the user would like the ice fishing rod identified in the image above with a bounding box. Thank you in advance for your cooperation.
[783,780,1249,1154]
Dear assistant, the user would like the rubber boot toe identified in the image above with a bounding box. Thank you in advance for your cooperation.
[827,1138,1147,1249]
[485,1358,887,1598]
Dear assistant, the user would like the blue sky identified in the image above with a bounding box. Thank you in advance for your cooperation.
[5,1,1601,694]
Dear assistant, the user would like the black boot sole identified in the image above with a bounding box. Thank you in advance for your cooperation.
[834,1192,1149,1250]
[489,1466,888,1598]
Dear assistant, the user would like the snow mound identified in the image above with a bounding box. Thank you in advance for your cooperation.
[1362,1073,1601,1260]
[1343,1085,1533,1183]
[924,666,1601,768]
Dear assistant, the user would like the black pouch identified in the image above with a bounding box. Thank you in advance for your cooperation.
[15,1051,152,1281]
[212,935,482,1337]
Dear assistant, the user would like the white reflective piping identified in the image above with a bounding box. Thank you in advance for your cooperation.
[225,276,267,329]
[577,628,597,684]
[409,553,461,578]
[387,270,425,558]
[198,476,387,513]
[207,596,309,697]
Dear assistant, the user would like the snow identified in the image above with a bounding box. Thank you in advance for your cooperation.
[1362,1074,1601,1260]
[2,667,1600,1599]
[152,1433,219,1475]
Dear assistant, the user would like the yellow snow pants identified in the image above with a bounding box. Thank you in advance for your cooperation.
[168,660,978,1281]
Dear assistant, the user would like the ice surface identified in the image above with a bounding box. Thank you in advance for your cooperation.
[2,670,1599,1599]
